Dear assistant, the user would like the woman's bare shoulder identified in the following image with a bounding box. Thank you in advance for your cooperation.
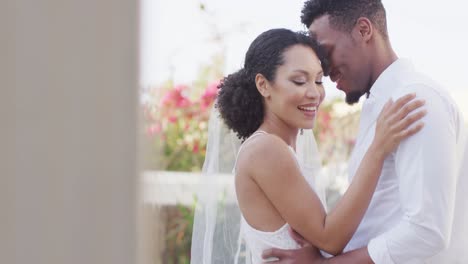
[236,134,297,177]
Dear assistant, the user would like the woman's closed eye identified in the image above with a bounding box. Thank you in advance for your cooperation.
[292,80,306,86]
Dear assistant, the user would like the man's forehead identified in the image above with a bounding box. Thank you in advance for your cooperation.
[308,15,335,44]
[308,29,327,46]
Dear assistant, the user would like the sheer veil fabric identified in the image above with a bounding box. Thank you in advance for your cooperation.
[191,105,327,263]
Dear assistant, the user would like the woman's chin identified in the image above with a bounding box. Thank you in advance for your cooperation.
[307,119,317,129]
[300,123,315,130]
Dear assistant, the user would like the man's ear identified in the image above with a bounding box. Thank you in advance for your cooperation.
[352,17,373,43]
[256,73,271,98]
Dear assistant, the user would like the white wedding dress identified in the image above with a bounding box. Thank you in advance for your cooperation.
[235,130,323,264]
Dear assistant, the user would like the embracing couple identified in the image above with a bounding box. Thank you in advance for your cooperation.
[191,0,468,263]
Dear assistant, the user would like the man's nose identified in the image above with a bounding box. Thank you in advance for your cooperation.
[330,70,339,82]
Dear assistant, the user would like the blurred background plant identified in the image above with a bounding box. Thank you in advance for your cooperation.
[142,78,359,172]
[142,56,223,172]
[163,201,196,264]
[314,98,360,166]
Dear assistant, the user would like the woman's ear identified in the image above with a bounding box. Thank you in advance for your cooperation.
[256,73,271,98]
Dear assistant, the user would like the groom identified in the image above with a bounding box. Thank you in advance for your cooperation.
[263,0,468,263]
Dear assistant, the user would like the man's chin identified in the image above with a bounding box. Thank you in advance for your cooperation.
[345,91,364,105]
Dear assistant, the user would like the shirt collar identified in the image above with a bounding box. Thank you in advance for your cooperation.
[367,58,415,101]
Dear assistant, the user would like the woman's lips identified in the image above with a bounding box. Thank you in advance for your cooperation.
[298,104,318,117]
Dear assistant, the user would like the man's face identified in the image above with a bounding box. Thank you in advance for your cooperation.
[309,15,370,104]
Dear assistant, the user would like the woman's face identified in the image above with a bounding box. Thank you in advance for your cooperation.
[262,44,325,130]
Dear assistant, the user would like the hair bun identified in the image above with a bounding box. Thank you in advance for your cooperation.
[216,68,264,141]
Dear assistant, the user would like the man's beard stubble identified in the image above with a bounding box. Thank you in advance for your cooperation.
[345,83,372,105]
[345,90,365,105]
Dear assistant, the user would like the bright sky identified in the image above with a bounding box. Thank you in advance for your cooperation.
[140,0,468,117]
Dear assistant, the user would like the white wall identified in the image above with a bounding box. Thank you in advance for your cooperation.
[0,1,140,263]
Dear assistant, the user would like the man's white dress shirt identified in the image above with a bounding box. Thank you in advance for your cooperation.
[344,59,467,263]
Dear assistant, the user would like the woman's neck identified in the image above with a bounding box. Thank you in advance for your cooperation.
[258,114,298,149]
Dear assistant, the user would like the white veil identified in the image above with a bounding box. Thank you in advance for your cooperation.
[190,105,327,264]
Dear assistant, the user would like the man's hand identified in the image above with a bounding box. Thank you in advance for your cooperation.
[288,227,309,247]
[262,246,325,264]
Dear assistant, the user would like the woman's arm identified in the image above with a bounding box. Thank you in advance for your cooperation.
[252,94,425,255]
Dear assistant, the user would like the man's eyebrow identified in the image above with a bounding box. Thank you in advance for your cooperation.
[307,32,326,48]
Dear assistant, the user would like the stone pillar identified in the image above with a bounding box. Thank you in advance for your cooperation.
[0,1,140,263]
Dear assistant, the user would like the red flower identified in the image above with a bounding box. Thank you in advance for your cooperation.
[193,141,200,153]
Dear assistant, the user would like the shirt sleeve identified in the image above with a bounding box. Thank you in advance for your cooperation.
[367,84,459,263]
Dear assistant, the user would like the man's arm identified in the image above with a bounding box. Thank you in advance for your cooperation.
[323,247,373,264]
[367,85,460,263]
[262,228,374,264]
[261,246,374,264]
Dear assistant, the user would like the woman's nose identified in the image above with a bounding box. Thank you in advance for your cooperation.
[305,84,319,99]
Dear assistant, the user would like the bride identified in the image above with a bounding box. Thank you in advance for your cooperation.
[191,28,425,263]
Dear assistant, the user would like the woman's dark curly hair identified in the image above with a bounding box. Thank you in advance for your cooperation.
[216,28,329,141]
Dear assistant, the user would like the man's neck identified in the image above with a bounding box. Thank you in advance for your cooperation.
[369,43,398,91]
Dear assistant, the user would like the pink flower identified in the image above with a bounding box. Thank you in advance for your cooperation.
[147,123,161,137]
[176,97,192,108]
[168,116,177,123]
[203,81,219,98]
[200,81,220,110]
[160,91,175,106]
[160,84,191,108]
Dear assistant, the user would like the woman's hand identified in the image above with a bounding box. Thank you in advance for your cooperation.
[372,93,426,158]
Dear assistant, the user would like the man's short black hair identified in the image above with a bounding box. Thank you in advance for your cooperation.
[301,0,388,39]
